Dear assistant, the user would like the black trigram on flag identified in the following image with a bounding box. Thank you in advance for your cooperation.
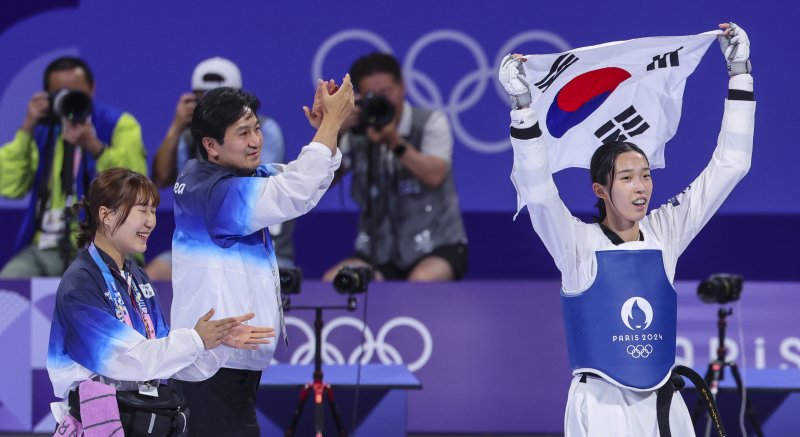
[594,105,650,144]
[646,46,683,71]
[534,53,579,91]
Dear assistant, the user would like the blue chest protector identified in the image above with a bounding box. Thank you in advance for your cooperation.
[561,250,676,390]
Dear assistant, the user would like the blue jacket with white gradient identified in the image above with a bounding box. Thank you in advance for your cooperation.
[169,142,341,379]
[46,246,205,422]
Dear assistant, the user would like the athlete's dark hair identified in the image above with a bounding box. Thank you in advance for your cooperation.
[191,87,261,159]
[589,140,649,222]
[73,168,160,248]
[349,52,402,91]
[43,56,94,91]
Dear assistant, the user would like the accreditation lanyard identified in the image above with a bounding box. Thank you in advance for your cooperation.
[88,243,156,339]
[263,228,287,347]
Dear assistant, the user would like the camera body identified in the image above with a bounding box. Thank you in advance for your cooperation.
[333,265,373,294]
[43,89,93,125]
[279,267,302,295]
[697,273,743,304]
[353,92,395,134]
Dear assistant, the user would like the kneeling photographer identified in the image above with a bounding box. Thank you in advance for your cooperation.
[322,52,468,282]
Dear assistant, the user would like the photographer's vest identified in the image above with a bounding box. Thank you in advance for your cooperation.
[561,249,677,390]
[348,107,467,269]
[18,104,123,251]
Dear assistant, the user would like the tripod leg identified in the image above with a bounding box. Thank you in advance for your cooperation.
[728,363,764,437]
[285,384,312,437]
[313,381,326,436]
[324,384,348,437]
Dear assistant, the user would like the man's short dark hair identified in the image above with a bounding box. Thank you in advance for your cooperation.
[349,52,403,91]
[191,87,261,159]
[43,56,94,91]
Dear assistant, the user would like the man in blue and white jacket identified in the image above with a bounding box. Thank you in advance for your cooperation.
[169,78,354,436]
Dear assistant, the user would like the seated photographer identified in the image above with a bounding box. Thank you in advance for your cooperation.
[146,56,294,281]
[322,52,468,282]
[0,56,147,278]
[47,168,273,434]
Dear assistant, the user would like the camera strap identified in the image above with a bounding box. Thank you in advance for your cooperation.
[33,124,59,233]
[61,140,76,197]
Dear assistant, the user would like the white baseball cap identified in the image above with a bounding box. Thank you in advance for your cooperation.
[191,57,242,91]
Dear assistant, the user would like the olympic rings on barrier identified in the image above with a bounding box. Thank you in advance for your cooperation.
[626,344,654,359]
[311,28,571,153]
[281,315,433,372]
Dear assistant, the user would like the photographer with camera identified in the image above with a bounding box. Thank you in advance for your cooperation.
[322,52,468,282]
[0,56,147,278]
[146,57,295,280]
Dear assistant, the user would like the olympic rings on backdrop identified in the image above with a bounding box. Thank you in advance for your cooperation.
[280,315,433,372]
[311,28,571,153]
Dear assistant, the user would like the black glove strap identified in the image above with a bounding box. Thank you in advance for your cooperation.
[510,123,542,140]
[728,89,755,101]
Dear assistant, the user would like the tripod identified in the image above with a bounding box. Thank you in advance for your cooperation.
[694,307,763,437]
[284,297,357,437]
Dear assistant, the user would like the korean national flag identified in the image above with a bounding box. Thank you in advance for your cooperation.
[524,31,718,172]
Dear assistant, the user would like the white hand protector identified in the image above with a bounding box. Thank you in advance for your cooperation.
[499,54,532,109]
[718,22,751,76]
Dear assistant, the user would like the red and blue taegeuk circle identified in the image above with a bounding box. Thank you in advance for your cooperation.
[545,67,631,138]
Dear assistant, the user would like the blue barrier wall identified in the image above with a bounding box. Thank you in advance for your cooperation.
[4,279,799,433]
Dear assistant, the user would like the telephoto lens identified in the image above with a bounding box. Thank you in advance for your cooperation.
[697,273,743,304]
[355,92,395,132]
[47,89,93,125]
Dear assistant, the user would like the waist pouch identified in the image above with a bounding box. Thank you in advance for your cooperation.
[70,385,189,436]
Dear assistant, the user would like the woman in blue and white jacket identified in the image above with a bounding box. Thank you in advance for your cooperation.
[47,168,274,428]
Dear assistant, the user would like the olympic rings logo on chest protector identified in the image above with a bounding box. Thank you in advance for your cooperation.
[311,28,571,153]
[626,344,653,359]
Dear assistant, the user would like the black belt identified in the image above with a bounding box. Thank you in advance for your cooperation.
[658,365,726,437]
[578,367,726,437]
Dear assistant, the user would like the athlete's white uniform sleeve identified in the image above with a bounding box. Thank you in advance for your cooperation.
[646,98,755,267]
[510,126,592,291]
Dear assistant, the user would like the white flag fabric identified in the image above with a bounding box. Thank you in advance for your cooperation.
[524,32,718,172]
